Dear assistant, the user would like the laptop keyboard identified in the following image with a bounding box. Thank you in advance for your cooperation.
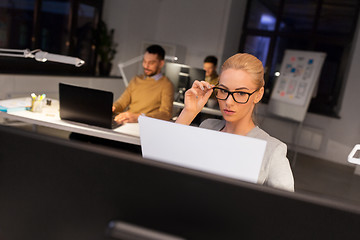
[112,119,122,129]
[111,113,122,129]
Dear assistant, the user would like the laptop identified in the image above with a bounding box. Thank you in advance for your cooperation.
[139,115,267,183]
[59,83,121,129]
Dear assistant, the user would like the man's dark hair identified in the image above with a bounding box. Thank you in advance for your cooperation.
[146,44,165,60]
[204,55,218,66]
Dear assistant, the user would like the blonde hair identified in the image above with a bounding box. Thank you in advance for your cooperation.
[221,53,265,89]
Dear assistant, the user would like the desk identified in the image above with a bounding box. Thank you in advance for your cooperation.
[0,99,221,146]
[0,98,141,145]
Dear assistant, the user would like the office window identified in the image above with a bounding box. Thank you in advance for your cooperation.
[0,0,35,49]
[239,0,360,117]
[0,0,102,76]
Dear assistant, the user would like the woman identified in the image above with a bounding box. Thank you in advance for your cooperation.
[176,53,294,192]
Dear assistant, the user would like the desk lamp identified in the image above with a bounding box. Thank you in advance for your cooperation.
[118,55,178,87]
[0,48,85,67]
[348,144,360,165]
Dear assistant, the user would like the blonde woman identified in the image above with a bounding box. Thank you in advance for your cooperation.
[176,53,294,192]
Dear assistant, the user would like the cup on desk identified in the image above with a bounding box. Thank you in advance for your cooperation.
[31,93,46,113]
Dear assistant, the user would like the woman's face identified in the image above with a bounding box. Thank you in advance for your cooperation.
[217,68,263,124]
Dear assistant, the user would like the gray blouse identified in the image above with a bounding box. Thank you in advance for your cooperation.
[200,119,295,192]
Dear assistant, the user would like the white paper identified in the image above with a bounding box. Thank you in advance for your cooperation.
[0,97,31,108]
[113,123,140,137]
[139,116,267,183]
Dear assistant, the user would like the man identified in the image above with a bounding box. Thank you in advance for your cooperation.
[113,45,174,124]
[203,55,219,86]
[202,55,219,105]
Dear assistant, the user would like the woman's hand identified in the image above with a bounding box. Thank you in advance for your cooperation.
[176,80,214,125]
[183,80,214,113]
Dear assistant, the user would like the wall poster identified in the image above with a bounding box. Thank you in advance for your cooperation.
[271,50,326,107]
[268,50,326,122]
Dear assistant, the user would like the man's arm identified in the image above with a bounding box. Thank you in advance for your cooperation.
[113,78,134,113]
[114,111,140,124]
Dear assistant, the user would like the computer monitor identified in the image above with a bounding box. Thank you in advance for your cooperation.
[188,67,207,88]
[164,62,205,102]
[1,125,360,239]
[164,62,188,90]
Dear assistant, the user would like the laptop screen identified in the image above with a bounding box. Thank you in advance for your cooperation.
[59,83,114,129]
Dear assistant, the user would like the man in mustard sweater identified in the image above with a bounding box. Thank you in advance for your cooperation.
[113,45,174,124]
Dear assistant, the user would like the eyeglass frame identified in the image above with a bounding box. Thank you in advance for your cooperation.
[212,86,259,104]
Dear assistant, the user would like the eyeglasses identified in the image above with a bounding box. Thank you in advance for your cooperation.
[212,87,258,104]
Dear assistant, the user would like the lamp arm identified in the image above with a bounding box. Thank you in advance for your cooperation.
[165,55,178,62]
[118,63,129,87]
[118,55,144,87]
[118,55,144,68]
[0,48,34,58]
[0,48,85,67]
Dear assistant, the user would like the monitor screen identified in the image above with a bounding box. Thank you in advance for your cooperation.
[188,67,206,87]
[164,62,188,90]
[1,125,360,240]
[164,62,205,89]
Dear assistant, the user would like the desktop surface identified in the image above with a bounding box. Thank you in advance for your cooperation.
[0,97,140,145]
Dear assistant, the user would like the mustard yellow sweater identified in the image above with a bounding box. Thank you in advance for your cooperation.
[205,72,219,99]
[205,72,219,86]
[113,75,174,120]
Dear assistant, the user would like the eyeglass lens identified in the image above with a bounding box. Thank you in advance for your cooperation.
[213,88,250,103]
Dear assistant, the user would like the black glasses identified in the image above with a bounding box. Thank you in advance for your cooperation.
[212,87,258,104]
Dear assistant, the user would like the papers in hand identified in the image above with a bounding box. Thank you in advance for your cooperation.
[139,116,267,183]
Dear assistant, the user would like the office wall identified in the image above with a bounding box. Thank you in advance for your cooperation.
[0,75,124,101]
[102,0,360,166]
[102,0,245,74]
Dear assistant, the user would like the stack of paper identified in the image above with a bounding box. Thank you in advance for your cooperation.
[0,98,31,113]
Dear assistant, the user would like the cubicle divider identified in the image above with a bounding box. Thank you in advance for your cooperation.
[0,125,360,240]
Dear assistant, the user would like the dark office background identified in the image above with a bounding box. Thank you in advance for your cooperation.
[0,0,103,76]
[1,0,359,117]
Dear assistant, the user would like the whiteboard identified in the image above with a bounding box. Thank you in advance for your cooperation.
[268,50,326,122]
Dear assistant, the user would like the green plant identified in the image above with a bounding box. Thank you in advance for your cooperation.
[97,20,117,64]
